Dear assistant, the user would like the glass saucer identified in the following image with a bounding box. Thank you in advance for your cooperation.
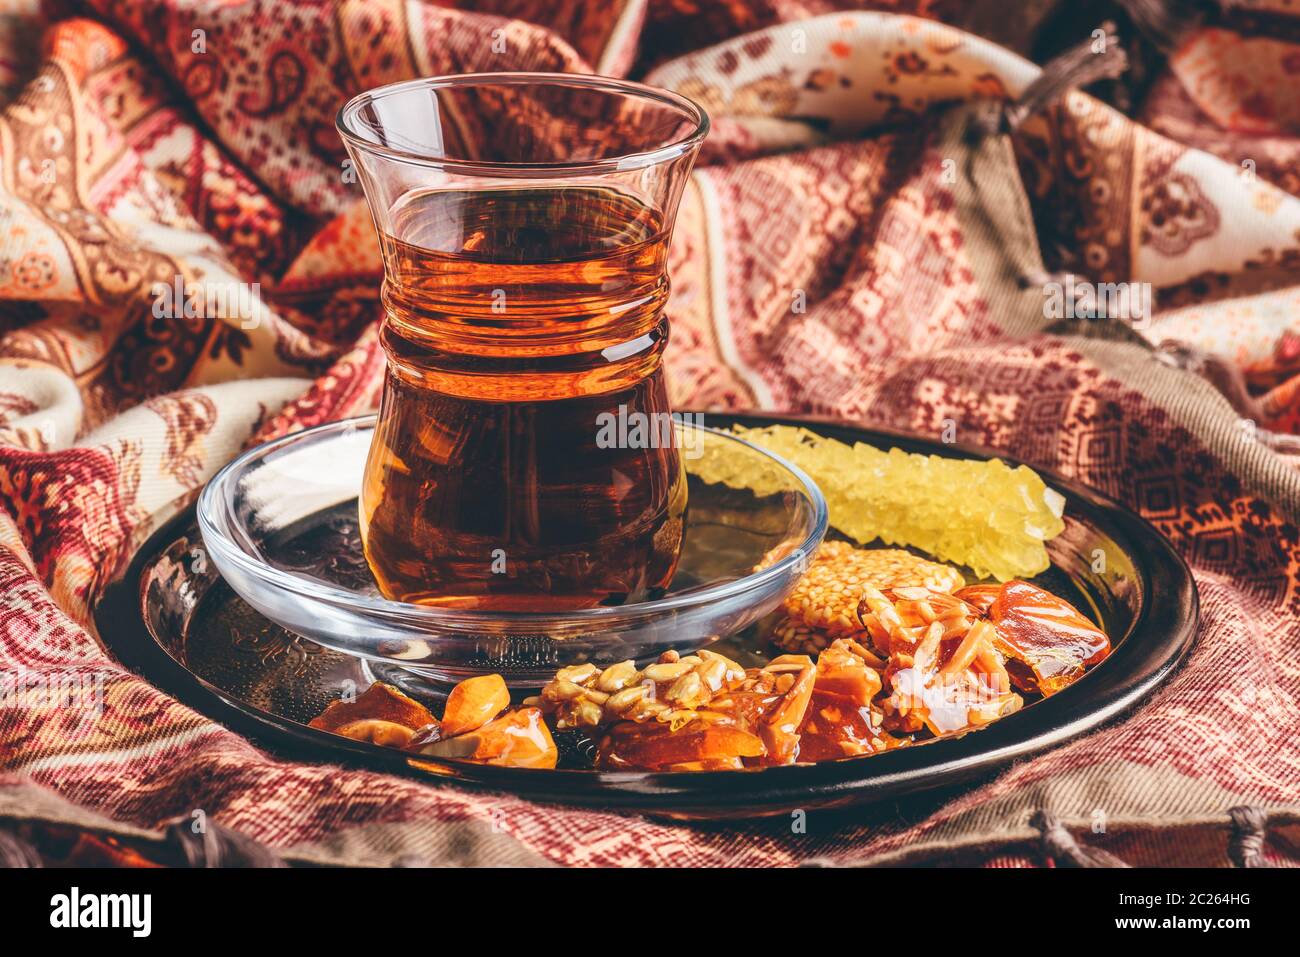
[197,417,827,687]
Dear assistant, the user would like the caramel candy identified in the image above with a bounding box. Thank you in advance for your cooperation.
[441,674,510,737]
[968,580,1112,695]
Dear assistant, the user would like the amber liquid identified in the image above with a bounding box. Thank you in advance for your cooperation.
[361,187,686,610]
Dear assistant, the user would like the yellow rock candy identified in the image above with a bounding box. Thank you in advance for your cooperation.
[689,425,1065,581]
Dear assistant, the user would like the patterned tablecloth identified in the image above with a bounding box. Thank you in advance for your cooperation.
[0,0,1297,866]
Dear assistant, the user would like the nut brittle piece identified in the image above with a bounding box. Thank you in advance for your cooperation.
[538,649,748,732]
[798,690,906,760]
[961,580,1112,695]
[856,586,977,656]
[414,707,557,769]
[783,542,966,638]
[797,638,901,760]
[596,717,765,771]
[591,654,818,769]
[855,584,979,660]
[813,637,884,705]
[309,682,437,737]
[721,654,816,764]
[882,619,1022,737]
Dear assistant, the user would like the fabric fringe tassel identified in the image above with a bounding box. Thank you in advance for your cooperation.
[163,819,286,868]
[970,22,1128,141]
[0,825,43,868]
[1227,806,1272,868]
[1115,0,1215,52]
[1030,810,1131,867]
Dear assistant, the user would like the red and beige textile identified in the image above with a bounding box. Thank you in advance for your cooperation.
[0,1,1297,866]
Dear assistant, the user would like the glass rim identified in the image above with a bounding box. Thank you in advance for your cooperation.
[335,71,710,175]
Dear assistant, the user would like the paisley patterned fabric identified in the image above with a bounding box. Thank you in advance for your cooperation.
[1,2,1299,866]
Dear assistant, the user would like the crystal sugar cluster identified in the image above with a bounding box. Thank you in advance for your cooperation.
[695,425,1066,581]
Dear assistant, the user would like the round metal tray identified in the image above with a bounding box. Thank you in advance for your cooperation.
[97,412,1198,820]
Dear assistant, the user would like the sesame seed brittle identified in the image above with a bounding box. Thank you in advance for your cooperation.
[778,541,966,641]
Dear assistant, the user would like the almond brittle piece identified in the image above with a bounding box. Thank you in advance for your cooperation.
[794,638,900,760]
[309,682,437,736]
[882,621,1022,736]
[855,586,977,656]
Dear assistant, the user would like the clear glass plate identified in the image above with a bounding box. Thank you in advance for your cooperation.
[197,417,828,686]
